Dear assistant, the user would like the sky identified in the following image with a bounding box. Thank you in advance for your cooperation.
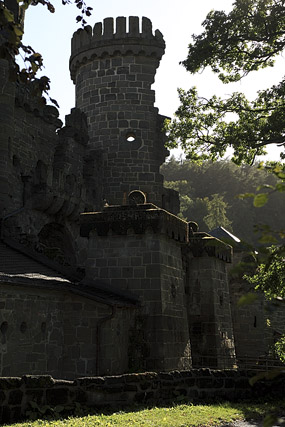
[22,0,284,160]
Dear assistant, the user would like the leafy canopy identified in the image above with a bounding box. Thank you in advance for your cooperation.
[168,1,285,369]
[0,0,92,104]
[245,245,285,299]
[166,0,285,165]
[183,0,285,83]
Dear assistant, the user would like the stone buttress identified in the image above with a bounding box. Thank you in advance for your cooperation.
[185,230,236,368]
[81,203,192,371]
[80,203,237,371]
[70,17,169,207]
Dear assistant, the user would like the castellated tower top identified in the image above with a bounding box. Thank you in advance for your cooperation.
[69,16,168,207]
[70,16,165,82]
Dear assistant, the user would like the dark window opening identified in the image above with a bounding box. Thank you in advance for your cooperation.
[0,321,8,334]
[20,321,27,333]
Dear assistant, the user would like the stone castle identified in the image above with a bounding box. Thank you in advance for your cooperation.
[0,13,283,379]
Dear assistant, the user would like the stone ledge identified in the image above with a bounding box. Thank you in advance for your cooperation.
[80,204,188,242]
[80,204,232,262]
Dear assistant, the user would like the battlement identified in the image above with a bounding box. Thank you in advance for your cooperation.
[70,16,165,82]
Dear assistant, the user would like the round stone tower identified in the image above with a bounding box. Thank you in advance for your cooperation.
[70,16,169,207]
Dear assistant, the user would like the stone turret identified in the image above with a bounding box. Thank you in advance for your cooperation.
[70,17,169,207]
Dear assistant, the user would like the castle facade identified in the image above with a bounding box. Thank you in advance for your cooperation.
[0,15,282,379]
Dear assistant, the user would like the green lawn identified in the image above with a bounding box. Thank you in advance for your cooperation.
[5,400,285,427]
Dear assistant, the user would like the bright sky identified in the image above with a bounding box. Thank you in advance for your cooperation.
[22,0,284,160]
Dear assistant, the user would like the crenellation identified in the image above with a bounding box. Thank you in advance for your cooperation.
[128,16,140,37]
[103,17,114,39]
[115,16,127,38]
[142,16,153,38]
[70,17,165,83]
[93,22,102,40]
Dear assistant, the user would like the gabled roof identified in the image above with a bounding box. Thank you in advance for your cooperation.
[209,226,241,245]
[0,239,139,308]
[0,240,70,285]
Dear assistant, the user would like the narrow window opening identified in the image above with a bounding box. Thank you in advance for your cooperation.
[20,321,27,333]
[0,321,8,334]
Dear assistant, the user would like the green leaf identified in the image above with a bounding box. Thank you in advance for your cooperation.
[237,193,254,199]
[258,234,278,244]
[263,414,278,427]
[253,193,268,207]
[13,26,23,37]
[237,292,258,307]
[256,184,274,191]
[276,183,285,192]
[3,8,14,22]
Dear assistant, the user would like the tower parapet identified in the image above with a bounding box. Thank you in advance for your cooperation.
[69,17,169,207]
[70,17,165,81]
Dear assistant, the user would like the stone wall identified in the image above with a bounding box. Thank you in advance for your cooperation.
[70,17,169,207]
[0,284,134,379]
[265,300,285,355]
[0,59,15,217]
[1,101,101,270]
[0,369,284,424]
[6,88,61,226]
[230,281,268,360]
[230,282,285,362]
[84,232,191,372]
[228,252,285,362]
[185,254,236,368]
[81,205,192,372]
[81,204,238,371]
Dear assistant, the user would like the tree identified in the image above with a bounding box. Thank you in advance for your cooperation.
[0,0,92,103]
[165,0,285,165]
[162,158,285,243]
[245,245,285,299]
[203,194,232,231]
[164,0,285,246]
[164,1,285,384]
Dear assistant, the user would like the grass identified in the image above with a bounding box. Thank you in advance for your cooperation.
[4,399,285,427]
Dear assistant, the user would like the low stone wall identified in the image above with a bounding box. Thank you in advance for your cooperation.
[0,369,284,423]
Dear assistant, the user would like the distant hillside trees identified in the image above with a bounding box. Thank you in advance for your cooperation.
[161,157,285,245]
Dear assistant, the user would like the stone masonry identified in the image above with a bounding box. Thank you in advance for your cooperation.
[70,17,170,207]
[0,9,281,381]
[1,370,285,424]
[81,204,192,372]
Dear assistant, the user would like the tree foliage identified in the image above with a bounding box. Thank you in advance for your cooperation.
[0,0,92,104]
[162,158,285,244]
[183,0,285,82]
[165,0,285,373]
[275,336,285,362]
[166,0,285,165]
[203,194,232,231]
[245,246,285,299]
